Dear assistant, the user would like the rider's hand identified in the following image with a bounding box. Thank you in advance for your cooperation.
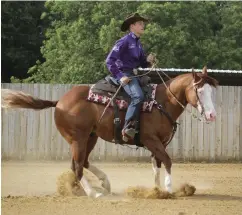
[120,76,131,85]
[147,53,158,65]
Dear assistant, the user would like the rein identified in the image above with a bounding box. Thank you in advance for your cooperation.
[124,68,209,150]
[98,63,209,150]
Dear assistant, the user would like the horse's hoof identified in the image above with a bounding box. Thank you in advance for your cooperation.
[102,179,111,193]
[166,188,172,194]
[94,192,104,198]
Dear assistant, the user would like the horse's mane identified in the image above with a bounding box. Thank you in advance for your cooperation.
[170,72,219,88]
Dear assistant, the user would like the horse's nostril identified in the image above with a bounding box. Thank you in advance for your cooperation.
[210,113,216,119]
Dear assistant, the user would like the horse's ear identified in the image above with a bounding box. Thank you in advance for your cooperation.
[202,66,208,76]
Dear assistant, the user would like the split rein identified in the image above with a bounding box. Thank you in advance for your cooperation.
[99,64,208,124]
[125,64,209,124]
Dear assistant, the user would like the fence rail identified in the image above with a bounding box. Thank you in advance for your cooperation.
[1,83,242,162]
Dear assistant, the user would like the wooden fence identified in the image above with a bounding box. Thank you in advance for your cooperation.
[1,83,242,162]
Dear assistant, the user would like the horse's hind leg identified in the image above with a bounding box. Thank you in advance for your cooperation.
[71,133,103,198]
[88,164,111,193]
[84,134,111,193]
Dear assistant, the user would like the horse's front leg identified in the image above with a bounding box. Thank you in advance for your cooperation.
[146,140,172,193]
[164,158,172,193]
[151,156,161,187]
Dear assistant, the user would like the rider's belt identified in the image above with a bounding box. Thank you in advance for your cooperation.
[122,68,138,75]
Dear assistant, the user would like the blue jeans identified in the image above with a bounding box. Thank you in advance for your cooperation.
[118,72,144,126]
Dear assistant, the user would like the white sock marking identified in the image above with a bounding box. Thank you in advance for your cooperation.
[151,157,161,187]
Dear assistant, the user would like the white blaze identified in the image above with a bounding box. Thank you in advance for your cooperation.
[197,83,216,121]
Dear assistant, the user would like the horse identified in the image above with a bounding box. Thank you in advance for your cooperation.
[2,66,218,198]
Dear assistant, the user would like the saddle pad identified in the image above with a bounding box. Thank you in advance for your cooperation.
[87,84,157,112]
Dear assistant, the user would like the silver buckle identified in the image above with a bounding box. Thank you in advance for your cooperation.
[133,68,138,75]
[114,118,120,124]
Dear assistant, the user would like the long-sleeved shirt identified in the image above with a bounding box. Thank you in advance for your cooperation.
[105,32,150,80]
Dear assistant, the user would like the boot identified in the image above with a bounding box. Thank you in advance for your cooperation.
[122,121,136,142]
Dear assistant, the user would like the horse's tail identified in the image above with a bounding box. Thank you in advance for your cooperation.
[2,89,58,110]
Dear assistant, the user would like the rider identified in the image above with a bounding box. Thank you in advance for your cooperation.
[105,13,156,141]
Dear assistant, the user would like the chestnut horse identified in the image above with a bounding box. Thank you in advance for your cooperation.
[2,66,218,198]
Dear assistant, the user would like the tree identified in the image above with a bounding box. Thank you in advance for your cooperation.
[25,1,142,84]
[1,1,45,82]
[5,2,242,84]
[216,2,242,69]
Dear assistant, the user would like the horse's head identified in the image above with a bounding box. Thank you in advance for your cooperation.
[185,66,218,121]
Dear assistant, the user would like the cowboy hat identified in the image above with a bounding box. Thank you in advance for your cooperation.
[121,13,148,32]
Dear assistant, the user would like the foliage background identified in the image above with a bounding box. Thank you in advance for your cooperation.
[2,1,242,84]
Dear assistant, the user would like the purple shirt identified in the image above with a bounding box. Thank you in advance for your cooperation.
[105,32,150,79]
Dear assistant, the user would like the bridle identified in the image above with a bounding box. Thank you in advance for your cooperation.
[193,79,205,117]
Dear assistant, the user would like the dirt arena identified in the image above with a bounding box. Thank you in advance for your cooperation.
[2,161,242,215]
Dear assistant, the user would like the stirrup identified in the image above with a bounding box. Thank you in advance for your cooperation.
[122,127,136,142]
